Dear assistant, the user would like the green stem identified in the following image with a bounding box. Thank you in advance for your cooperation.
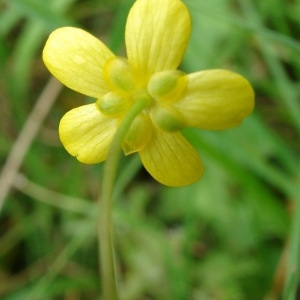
[98,95,151,300]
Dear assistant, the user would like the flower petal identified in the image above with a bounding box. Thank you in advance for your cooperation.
[174,70,255,130]
[59,104,117,164]
[125,0,191,80]
[43,27,115,98]
[139,129,203,186]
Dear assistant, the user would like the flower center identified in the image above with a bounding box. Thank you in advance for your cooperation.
[96,56,189,153]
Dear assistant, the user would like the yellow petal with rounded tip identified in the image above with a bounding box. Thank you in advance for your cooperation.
[139,129,203,186]
[59,104,117,164]
[174,70,255,130]
[125,0,191,80]
[43,27,115,98]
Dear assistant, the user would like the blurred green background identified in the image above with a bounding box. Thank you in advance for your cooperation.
[0,0,299,299]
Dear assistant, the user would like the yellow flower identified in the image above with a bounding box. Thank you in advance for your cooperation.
[43,0,254,187]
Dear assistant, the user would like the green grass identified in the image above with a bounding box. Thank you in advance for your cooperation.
[0,0,299,299]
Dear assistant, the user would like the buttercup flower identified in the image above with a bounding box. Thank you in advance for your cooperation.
[43,0,254,187]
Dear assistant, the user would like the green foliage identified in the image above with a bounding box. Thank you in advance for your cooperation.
[0,0,299,299]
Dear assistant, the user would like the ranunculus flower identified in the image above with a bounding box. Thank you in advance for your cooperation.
[43,0,254,187]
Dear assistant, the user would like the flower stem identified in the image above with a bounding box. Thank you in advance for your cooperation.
[98,94,152,300]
